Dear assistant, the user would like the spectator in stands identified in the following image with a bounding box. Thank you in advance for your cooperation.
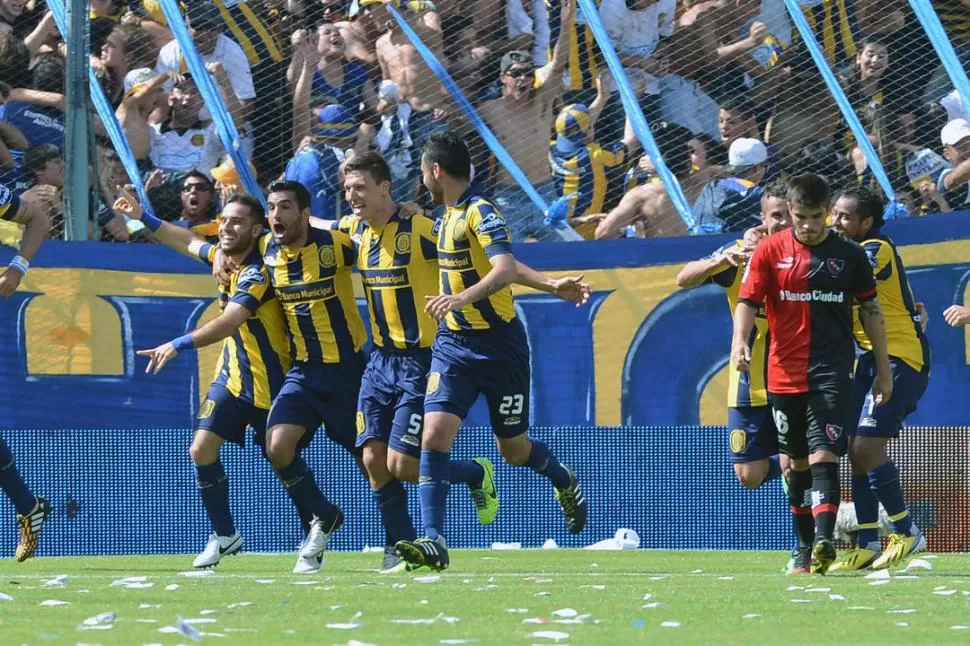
[689,133,729,175]
[938,118,970,209]
[99,23,154,107]
[373,1,449,154]
[799,0,862,67]
[367,79,417,203]
[506,0,551,67]
[118,68,172,166]
[0,27,28,89]
[691,137,768,234]
[716,95,779,181]
[595,122,700,239]
[338,0,386,74]
[173,169,219,240]
[839,35,891,124]
[476,1,576,242]
[95,146,132,241]
[155,3,256,157]
[148,66,243,179]
[288,23,372,110]
[0,54,65,150]
[787,140,855,190]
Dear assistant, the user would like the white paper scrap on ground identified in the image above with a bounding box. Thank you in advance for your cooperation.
[179,571,215,578]
[551,609,578,618]
[868,580,891,586]
[164,584,178,591]
[865,570,890,580]
[39,600,70,606]
[542,539,559,549]
[43,575,69,586]
[902,559,932,571]
[661,621,681,628]
[415,575,441,583]
[528,630,570,640]
[0,592,12,602]
[742,614,760,619]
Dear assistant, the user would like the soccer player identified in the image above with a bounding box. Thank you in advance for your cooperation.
[117,190,291,569]
[394,132,589,571]
[258,180,369,573]
[829,187,929,571]
[731,174,892,575]
[676,181,791,491]
[329,151,592,573]
[0,183,50,561]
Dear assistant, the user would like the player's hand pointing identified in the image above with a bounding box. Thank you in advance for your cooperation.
[731,339,751,373]
[137,342,179,375]
[425,293,467,320]
[551,274,591,306]
[112,186,143,219]
[872,369,893,406]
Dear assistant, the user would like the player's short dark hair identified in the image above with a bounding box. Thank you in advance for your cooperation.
[834,186,885,227]
[652,121,693,178]
[787,174,831,209]
[267,180,312,212]
[762,179,789,202]
[225,193,267,228]
[23,144,61,179]
[183,170,213,190]
[422,131,471,181]
[718,94,757,121]
[343,151,393,187]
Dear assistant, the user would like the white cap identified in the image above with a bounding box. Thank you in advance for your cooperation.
[378,79,401,102]
[123,68,155,96]
[725,137,768,173]
[941,118,970,147]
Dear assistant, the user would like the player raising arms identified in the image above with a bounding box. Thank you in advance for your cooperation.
[677,181,791,490]
[325,151,592,573]
[117,190,292,569]
[829,187,930,571]
[732,174,892,575]
[394,132,590,572]
[0,183,51,561]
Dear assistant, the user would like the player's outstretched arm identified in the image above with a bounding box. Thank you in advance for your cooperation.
[513,261,591,306]
[425,253,517,320]
[944,304,970,327]
[731,301,757,373]
[137,303,251,375]
[676,245,751,289]
[859,297,893,405]
[113,186,205,259]
[0,198,49,297]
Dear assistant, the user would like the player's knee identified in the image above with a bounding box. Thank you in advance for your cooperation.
[189,431,221,466]
[849,439,887,472]
[265,427,298,468]
[421,413,460,452]
[497,436,531,466]
[387,452,418,483]
[362,442,391,480]
[734,462,767,490]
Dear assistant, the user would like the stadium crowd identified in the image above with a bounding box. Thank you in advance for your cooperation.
[0,0,968,243]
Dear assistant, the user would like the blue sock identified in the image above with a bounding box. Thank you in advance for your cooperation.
[374,479,416,545]
[526,440,571,489]
[450,459,484,487]
[0,438,35,516]
[419,450,451,540]
[277,457,338,527]
[852,472,881,547]
[764,455,782,484]
[197,461,235,537]
[869,461,913,535]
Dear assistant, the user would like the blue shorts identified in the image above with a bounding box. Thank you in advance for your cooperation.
[196,383,269,447]
[851,353,929,439]
[267,353,366,453]
[425,319,530,439]
[727,405,778,463]
[356,347,431,459]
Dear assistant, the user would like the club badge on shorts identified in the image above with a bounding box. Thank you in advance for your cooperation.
[825,423,843,441]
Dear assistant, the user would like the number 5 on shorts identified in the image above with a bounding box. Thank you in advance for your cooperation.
[499,394,524,416]
[407,413,422,436]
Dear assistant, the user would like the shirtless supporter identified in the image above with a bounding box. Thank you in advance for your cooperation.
[476,0,576,242]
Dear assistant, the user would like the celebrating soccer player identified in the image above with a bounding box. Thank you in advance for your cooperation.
[117,189,292,569]
[394,132,590,572]
[829,187,929,571]
[677,181,792,491]
[731,174,892,575]
[0,183,50,561]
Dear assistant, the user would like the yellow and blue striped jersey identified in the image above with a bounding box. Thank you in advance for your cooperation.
[935,0,970,44]
[709,240,770,408]
[197,243,291,409]
[334,211,440,350]
[801,0,859,64]
[259,228,367,363]
[139,0,283,65]
[438,188,516,332]
[549,140,628,239]
[547,0,602,93]
[0,184,21,221]
[852,232,929,373]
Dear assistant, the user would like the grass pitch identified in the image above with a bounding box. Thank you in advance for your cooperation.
[1,550,969,644]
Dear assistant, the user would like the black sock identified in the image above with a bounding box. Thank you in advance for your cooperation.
[787,468,814,549]
[810,462,841,542]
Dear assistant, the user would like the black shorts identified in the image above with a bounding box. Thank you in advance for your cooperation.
[770,383,851,459]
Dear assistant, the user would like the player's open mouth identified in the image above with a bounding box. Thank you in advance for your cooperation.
[188,196,199,208]
[272,222,286,237]
[351,201,364,215]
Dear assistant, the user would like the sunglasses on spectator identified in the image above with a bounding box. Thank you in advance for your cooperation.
[505,67,534,79]
[182,182,212,193]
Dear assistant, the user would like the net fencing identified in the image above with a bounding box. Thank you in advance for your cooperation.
[0,1,967,243]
